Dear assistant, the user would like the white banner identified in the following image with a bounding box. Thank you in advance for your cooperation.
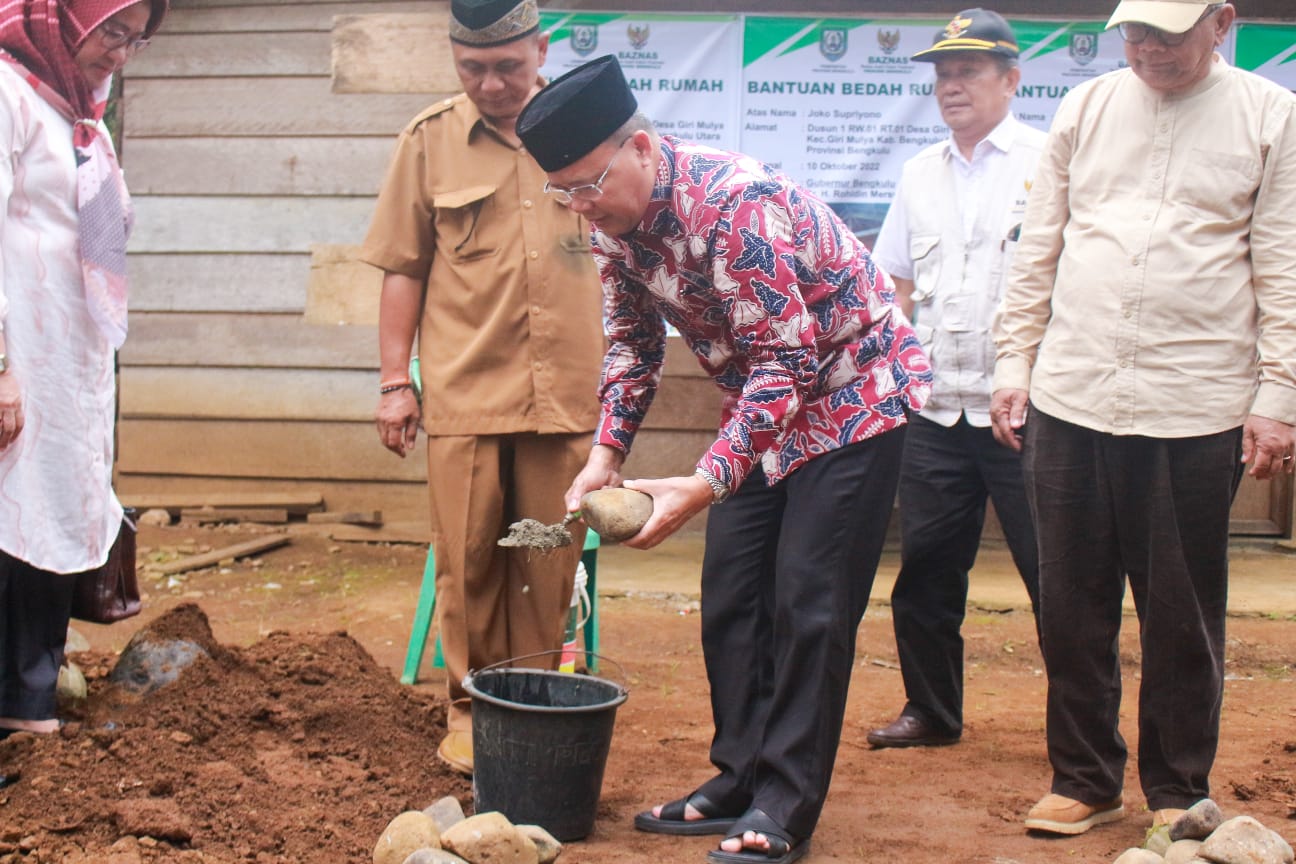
[537,11,1269,227]
[540,12,743,151]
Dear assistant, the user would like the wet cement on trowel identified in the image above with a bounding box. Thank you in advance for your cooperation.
[497,518,574,549]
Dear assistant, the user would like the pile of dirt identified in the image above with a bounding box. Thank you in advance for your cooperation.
[0,604,469,863]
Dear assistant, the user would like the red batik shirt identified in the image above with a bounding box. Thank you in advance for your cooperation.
[591,136,932,495]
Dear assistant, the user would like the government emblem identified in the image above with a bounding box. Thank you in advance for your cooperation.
[820,28,848,62]
[626,23,650,50]
[1069,32,1099,66]
[570,24,598,57]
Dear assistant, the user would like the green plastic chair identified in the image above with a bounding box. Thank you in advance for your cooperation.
[399,528,602,684]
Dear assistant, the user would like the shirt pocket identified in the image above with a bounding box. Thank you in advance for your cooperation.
[909,234,941,305]
[433,185,498,263]
[1177,149,1260,224]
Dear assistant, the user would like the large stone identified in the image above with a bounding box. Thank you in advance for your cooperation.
[1199,816,1293,864]
[1172,800,1225,842]
[441,812,538,864]
[516,825,561,864]
[1115,849,1164,864]
[402,850,468,864]
[373,811,440,864]
[109,639,208,695]
[422,796,465,835]
[1166,839,1205,864]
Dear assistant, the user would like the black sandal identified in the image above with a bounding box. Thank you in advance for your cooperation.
[706,807,810,864]
[634,791,741,836]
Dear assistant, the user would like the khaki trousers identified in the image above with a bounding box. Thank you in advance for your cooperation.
[425,432,589,733]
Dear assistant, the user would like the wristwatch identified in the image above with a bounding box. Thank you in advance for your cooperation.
[695,466,731,504]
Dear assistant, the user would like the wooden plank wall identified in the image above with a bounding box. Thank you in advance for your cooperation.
[116,0,723,521]
[118,0,447,518]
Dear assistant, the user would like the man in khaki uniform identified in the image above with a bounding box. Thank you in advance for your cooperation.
[360,0,605,776]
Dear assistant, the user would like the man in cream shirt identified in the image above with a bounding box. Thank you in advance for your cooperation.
[992,0,1296,838]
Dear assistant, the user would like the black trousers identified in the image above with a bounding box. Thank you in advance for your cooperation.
[694,430,904,841]
[890,414,1040,735]
[0,551,76,721]
[1023,408,1242,809]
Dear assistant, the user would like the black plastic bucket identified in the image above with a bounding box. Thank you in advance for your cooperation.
[464,664,628,841]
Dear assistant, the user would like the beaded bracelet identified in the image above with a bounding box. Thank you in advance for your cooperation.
[380,381,412,395]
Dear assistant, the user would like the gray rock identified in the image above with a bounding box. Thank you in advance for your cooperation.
[422,797,465,834]
[1165,839,1205,864]
[139,508,172,527]
[402,850,468,864]
[516,825,562,864]
[373,811,440,864]
[109,638,208,695]
[57,662,87,706]
[1146,824,1173,856]
[1199,816,1292,864]
[65,627,91,653]
[1115,849,1163,864]
[1173,800,1225,842]
[441,812,538,864]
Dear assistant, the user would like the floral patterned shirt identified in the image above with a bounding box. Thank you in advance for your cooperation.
[592,136,932,494]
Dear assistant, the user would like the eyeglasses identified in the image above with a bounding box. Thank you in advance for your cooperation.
[543,137,631,204]
[1118,4,1222,47]
[96,21,150,55]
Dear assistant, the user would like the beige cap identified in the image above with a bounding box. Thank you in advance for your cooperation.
[1106,0,1215,34]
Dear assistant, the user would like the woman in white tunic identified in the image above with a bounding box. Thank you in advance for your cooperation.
[0,0,167,780]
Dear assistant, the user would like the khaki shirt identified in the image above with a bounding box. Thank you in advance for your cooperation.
[361,92,605,436]
[995,56,1296,436]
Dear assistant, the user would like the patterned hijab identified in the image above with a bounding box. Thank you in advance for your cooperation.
[0,0,167,348]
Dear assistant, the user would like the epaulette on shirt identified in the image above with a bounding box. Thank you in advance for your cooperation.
[404,94,465,134]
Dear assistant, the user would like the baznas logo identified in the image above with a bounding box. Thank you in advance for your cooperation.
[1069,32,1099,66]
[943,15,973,38]
[626,23,650,50]
[820,28,848,62]
[570,24,598,56]
[877,28,901,55]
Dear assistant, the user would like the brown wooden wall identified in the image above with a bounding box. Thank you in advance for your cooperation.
[115,0,1292,535]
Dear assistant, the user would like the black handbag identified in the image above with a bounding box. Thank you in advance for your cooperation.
[71,508,140,624]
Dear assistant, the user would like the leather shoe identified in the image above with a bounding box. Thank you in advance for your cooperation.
[1024,793,1123,835]
[866,713,960,748]
[437,730,473,777]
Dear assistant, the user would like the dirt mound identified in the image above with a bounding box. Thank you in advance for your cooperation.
[0,604,469,863]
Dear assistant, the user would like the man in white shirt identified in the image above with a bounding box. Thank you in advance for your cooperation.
[992,0,1296,837]
[867,7,1043,750]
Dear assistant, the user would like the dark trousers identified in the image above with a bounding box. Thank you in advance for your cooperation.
[0,551,76,721]
[695,430,904,841]
[1023,408,1242,809]
[891,414,1040,736]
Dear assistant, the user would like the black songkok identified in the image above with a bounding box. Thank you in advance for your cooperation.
[516,55,639,172]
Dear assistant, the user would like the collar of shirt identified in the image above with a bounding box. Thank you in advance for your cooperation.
[943,112,1021,170]
[463,75,548,146]
[1135,51,1227,104]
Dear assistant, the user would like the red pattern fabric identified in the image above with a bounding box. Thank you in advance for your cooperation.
[592,136,933,494]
